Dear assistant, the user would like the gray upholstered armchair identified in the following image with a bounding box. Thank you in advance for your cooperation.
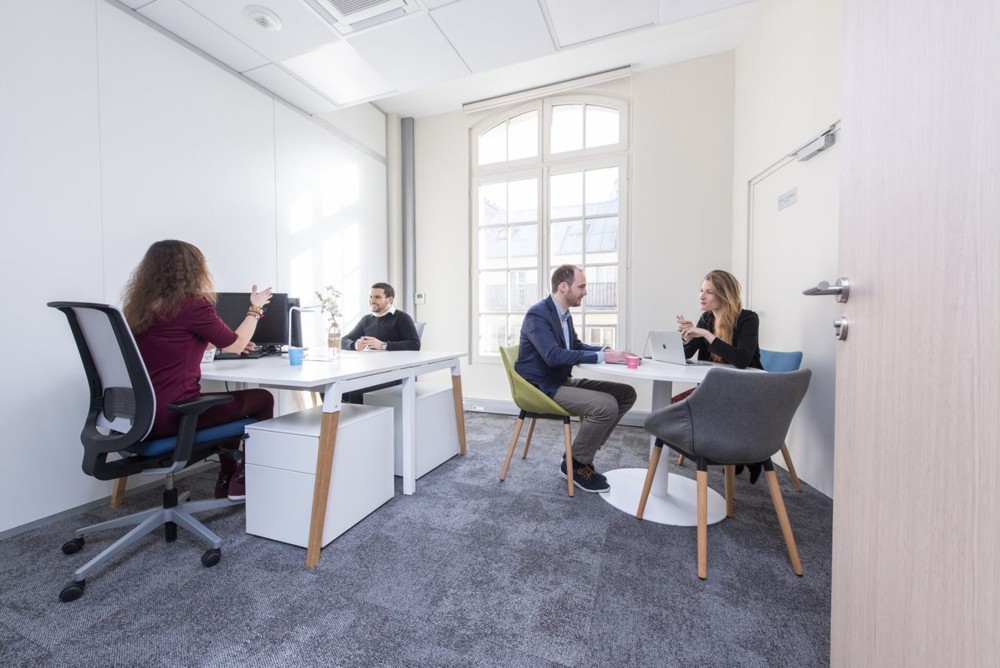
[639,367,811,579]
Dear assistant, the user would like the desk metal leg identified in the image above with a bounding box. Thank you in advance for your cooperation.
[451,369,468,456]
[306,409,340,568]
[402,373,417,495]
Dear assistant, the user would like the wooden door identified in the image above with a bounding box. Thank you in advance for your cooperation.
[832,1,999,665]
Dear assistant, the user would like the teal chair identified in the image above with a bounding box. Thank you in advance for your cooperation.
[760,349,804,492]
[499,345,578,497]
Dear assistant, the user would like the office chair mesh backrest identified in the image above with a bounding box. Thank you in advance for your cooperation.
[645,367,811,464]
[50,303,157,473]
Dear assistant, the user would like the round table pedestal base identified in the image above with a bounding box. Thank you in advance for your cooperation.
[599,468,727,526]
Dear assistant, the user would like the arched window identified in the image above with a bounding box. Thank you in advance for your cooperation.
[471,96,629,361]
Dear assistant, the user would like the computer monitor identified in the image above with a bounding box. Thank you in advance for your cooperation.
[214,292,300,352]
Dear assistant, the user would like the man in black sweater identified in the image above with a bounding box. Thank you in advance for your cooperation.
[340,282,421,402]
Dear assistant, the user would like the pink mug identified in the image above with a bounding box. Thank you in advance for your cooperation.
[626,355,640,369]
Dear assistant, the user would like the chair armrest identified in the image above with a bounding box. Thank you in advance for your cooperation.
[169,394,236,463]
[167,394,234,416]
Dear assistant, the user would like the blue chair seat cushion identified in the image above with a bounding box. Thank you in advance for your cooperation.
[128,418,257,457]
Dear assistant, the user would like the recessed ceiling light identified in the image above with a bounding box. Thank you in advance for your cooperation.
[244,5,283,32]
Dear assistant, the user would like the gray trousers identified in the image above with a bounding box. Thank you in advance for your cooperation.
[552,378,637,464]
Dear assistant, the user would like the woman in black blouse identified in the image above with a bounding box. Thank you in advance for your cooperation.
[676,269,765,481]
[676,269,763,370]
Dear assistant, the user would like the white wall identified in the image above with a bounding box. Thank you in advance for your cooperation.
[413,54,735,410]
[0,0,386,534]
[732,0,842,496]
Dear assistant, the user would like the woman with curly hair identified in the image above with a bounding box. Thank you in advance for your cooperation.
[122,240,274,499]
[675,269,765,481]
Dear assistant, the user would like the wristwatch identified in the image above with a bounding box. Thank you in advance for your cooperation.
[381,342,388,351]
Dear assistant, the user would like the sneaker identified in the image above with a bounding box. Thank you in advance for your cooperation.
[560,458,610,493]
[227,461,246,501]
[214,452,240,499]
[561,456,608,485]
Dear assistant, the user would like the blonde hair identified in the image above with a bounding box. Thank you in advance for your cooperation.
[705,269,743,363]
[123,240,215,334]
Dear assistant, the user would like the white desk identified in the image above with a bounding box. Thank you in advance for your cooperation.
[578,359,729,527]
[201,350,467,567]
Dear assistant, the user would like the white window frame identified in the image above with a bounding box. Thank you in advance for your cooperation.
[471,95,630,364]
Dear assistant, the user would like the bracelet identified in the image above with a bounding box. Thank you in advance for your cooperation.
[248,304,264,315]
[246,310,261,320]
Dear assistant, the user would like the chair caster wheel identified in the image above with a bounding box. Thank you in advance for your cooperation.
[61,537,85,555]
[59,581,85,602]
[201,548,221,568]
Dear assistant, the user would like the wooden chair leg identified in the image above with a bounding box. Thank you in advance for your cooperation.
[724,465,735,518]
[677,453,686,467]
[522,418,537,459]
[562,422,574,497]
[636,444,662,520]
[500,418,525,481]
[779,442,802,492]
[697,469,708,579]
[110,477,128,509]
[765,469,803,576]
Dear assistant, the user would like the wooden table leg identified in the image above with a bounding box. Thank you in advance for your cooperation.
[110,477,127,509]
[305,410,340,569]
[451,373,468,456]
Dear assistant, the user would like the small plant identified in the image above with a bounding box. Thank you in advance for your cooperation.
[314,285,342,325]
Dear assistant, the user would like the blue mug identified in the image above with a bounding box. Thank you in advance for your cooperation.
[288,347,305,366]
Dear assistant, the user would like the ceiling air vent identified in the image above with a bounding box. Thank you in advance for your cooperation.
[312,0,414,34]
[244,6,283,32]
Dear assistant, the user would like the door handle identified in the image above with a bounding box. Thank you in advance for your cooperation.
[802,277,850,303]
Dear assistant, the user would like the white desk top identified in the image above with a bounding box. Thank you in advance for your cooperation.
[200,350,465,390]
[577,358,717,384]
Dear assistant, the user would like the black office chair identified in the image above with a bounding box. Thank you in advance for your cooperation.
[49,302,255,602]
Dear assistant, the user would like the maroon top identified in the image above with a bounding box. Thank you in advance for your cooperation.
[134,297,239,438]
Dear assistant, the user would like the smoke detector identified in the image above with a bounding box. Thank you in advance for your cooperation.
[244,5,283,32]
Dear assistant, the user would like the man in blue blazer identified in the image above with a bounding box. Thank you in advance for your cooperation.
[516,265,637,493]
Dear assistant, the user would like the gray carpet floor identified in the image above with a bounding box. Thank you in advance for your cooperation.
[0,412,832,667]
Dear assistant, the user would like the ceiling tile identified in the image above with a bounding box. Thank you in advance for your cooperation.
[419,0,459,9]
[544,0,657,47]
[432,0,554,73]
[659,0,755,24]
[243,64,338,114]
[282,42,396,105]
[345,13,469,90]
[139,0,268,72]
[178,0,340,61]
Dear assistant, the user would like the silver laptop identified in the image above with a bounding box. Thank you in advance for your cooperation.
[643,330,715,366]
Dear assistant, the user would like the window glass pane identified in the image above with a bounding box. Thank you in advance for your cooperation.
[550,220,583,266]
[582,312,617,348]
[479,271,508,313]
[585,217,618,264]
[479,314,508,356]
[584,167,618,217]
[550,172,582,219]
[551,105,583,154]
[585,105,619,148]
[478,123,506,165]
[509,270,539,312]
[508,178,538,223]
[583,265,618,310]
[478,182,507,226]
[508,111,538,161]
[508,224,537,268]
[508,314,525,350]
[479,228,507,270]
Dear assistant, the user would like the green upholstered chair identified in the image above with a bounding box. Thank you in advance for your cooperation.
[498,345,578,497]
